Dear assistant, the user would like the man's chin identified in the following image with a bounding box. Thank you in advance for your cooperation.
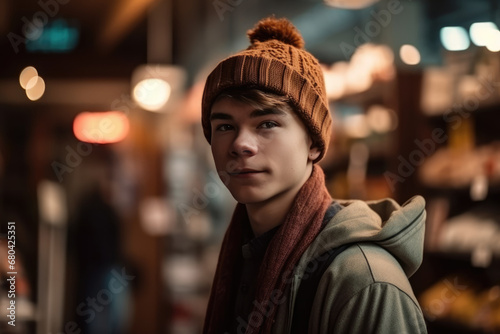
[231,192,267,206]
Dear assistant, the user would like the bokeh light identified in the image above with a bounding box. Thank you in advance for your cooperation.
[400,44,421,65]
[73,111,130,144]
[19,66,38,89]
[25,76,45,101]
[133,78,171,112]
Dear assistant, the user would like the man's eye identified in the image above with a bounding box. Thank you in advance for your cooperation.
[215,124,233,132]
[260,121,278,129]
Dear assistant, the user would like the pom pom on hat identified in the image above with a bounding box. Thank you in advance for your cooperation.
[247,16,305,49]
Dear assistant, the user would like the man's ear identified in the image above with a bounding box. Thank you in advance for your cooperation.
[308,145,321,162]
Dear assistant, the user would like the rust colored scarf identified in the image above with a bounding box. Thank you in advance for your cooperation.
[203,165,332,334]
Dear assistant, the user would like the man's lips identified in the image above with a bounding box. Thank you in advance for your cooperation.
[228,168,264,175]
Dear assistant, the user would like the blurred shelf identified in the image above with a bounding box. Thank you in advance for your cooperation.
[421,183,500,195]
[424,102,500,120]
[424,249,500,269]
[331,80,394,107]
[426,319,490,334]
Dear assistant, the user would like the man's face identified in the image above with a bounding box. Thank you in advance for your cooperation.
[210,97,320,206]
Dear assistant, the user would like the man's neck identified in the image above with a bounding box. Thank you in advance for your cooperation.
[246,165,313,237]
[246,200,290,238]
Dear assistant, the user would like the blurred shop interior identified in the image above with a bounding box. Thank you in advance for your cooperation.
[1,0,500,333]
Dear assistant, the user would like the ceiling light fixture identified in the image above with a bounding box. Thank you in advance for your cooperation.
[131,65,185,112]
[131,0,186,113]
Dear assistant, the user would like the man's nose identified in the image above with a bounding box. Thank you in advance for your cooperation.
[230,129,258,157]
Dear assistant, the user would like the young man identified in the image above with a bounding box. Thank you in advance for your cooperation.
[201,16,427,334]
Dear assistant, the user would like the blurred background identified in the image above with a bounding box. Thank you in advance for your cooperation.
[1,0,500,333]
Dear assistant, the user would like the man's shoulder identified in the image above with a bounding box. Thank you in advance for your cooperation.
[322,242,418,304]
[309,243,427,333]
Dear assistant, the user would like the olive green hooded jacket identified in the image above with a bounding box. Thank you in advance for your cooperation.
[272,195,428,333]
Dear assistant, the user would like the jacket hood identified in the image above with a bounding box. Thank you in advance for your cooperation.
[303,195,426,278]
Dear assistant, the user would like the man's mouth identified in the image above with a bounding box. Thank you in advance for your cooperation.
[229,168,263,175]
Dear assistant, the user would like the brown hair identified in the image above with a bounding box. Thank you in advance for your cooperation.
[214,87,292,113]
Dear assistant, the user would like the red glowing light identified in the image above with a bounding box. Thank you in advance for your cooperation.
[73,111,129,144]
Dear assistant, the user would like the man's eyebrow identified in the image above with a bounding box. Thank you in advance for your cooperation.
[250,108,287,118]
[210,112,233,121]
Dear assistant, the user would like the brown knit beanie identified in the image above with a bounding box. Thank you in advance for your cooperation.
[201,16,332,162]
